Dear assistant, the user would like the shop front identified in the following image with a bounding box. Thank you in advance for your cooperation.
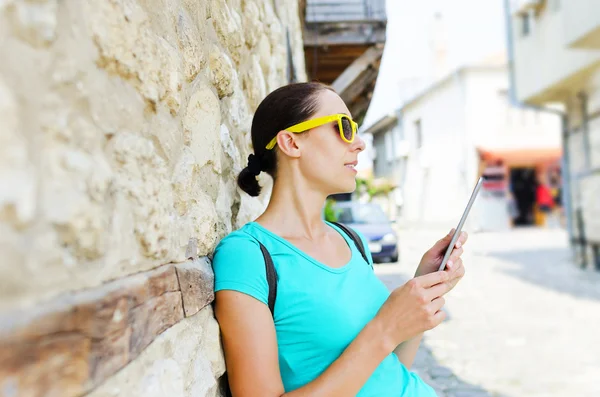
[477,147,563,229]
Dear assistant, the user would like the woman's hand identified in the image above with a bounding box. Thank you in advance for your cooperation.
[375,271,451,351]
[415,229,468,293]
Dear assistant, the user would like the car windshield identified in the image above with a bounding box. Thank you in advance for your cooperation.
[336,203,389,224]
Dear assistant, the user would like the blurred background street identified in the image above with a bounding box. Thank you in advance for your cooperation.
[376,227,600,397]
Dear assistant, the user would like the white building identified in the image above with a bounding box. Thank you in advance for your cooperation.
[366,55,562,231]
[507,0,600,269]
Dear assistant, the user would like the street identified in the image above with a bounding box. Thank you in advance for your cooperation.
[375,227,600,397]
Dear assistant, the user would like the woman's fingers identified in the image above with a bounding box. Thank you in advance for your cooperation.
[425,261,465,300]
[426,282,451,300]
[415,270,449,288]
[431,308,447,326]
[451,246,464,260]
[430,296,446,313]
[429,297,447,327]
[453,231,468,249]
[446,246,464,270]
[453,258,465,279]
[448,258,465,281]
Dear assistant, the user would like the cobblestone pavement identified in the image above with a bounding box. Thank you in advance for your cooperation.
[375,227,600,397]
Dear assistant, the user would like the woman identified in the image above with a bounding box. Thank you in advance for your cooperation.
[212,82,467,396]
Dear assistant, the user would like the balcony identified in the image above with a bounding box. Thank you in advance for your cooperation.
[510,3,600,105]
[510,0,543,16]
[300,0,387,123]
[303,0,386,45]
[563,0,600,49]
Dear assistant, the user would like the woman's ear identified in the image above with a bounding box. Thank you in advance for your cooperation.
[275,130,302,158]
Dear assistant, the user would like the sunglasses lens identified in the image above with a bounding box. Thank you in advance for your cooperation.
[341,117,353,141]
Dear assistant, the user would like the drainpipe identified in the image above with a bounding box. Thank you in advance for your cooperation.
[559,113,576,250]
[503,0,575,246]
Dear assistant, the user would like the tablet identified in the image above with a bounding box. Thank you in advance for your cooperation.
[438,177,484,272]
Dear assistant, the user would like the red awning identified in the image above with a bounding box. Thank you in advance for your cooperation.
[477,147,562,165]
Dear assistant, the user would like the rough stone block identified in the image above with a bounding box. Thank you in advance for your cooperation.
[241,54,267,111]
[107,132,175,262]
[0,76,35,227]
[183,82,222,170]
[85,0,183,112]
[242,1,263,48]
[209,45,235,98]
[209,1,244,64]
[176,8,206,82]
[5,0,58,47]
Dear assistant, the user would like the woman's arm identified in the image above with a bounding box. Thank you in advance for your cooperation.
[215,290,392,397]
[393,264,465,369]
[215,271,452,397]
[393,230,468,368]
[393,333,423,369]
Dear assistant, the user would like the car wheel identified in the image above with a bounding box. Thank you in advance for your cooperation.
[390,254,399,263]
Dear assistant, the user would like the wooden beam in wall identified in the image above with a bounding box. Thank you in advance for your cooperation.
[0,258,215,397]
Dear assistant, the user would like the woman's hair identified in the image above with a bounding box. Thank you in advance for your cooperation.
[237,82,334,197]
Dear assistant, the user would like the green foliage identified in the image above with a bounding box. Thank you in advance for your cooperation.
[355,177,396,200]
[323,198,341,222]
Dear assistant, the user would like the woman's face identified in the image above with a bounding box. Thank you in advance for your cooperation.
[296,89,366,195]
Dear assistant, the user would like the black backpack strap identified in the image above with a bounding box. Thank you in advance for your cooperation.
[257,241,277,316]
[331,222,371,266]
[221,241,276,397]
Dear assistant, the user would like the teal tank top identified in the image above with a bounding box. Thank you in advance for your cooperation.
[212,221,437,396]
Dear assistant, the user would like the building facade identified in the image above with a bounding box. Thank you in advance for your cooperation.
[507,0,600,269]
[367,59,561,231]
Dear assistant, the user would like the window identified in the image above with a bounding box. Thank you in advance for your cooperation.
[521,14,530,37]
[414,119,422,149]
[394,124,404,141]
[385,132,393,163]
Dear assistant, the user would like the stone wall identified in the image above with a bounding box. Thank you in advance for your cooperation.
[0,0,306,395]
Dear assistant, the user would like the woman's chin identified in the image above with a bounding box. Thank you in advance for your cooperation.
[330,180,357,195]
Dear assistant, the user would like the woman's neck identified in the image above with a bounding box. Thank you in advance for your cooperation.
[256,175,328,240]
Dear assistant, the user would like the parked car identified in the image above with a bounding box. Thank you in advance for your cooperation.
[332,201,399,263]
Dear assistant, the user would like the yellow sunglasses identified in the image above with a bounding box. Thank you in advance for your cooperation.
[265,113,358,150]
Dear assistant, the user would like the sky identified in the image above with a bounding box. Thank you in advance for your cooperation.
[362,0,508,129]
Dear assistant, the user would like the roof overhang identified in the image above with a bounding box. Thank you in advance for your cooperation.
[330,44,385,123]
[362,113,398,135]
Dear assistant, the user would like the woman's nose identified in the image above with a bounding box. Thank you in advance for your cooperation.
[353,134,366,152]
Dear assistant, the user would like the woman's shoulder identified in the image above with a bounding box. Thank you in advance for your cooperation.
[212,223,270,303]
[214,223,261,255]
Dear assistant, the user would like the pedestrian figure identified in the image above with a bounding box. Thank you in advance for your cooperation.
[536,176,554,227]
